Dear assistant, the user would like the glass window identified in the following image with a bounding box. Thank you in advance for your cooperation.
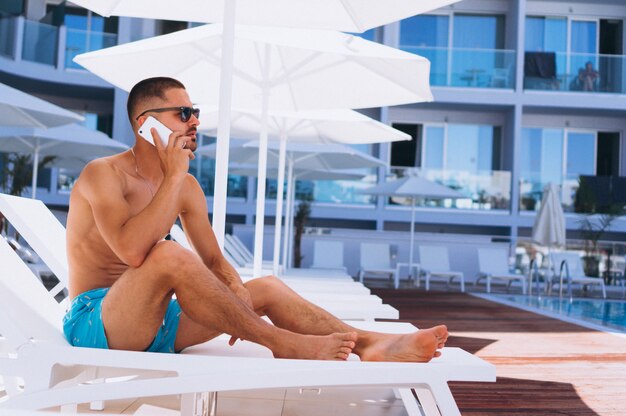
[566,132,596,179]
[423,126,444,169]
[390,123,420,167]
[400,15,449,86]
[570,20,598,80]
[525,16,567,52]
[446,125,495,173]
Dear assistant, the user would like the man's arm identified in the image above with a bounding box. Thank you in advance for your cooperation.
[178,175,244,289]
[78,159,185,267]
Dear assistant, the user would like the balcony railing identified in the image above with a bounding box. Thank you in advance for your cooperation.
[524,52,626,94]
[22,19,57,65]
[0,16,117,70]
[401,46,517,89]
[65,28,117,69]
[0,16,15,58]
[388,167,512,211]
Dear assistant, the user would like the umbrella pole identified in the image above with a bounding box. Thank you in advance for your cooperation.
[409,197,416,275]
[31,141,40,199]
[252,45,271,278]
[282,159,294,271]
[212,0,236,250]
[272,134,287,275]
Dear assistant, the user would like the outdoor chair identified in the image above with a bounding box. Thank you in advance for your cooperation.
[358,242,401,289]
[476,247,529,294]
[0,232,495,416]
[548,252,607,298]
[418,246,466,292]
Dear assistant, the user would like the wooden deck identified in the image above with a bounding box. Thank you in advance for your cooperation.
[371,288,626,416]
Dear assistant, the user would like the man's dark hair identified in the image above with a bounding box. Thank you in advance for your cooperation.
[127,77,186,123]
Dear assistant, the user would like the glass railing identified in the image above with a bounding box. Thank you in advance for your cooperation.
[524,52,626,94]
[65,28,117,69]
[264,173,378,206]
[400,46,517,89]
[387,167,511,211]
[22,19,57,65]
[521,176,626,213]
[0,16,15,58]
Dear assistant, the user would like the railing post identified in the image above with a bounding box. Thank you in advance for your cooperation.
[13,16,24,61]
[57,24,66,71]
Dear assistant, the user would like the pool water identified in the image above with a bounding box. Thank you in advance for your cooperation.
[481,294,626,334]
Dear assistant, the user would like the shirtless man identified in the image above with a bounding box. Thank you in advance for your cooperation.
[64,77,448,361]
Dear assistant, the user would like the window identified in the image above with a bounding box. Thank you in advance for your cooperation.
[400,15,449,86]
[60,7,118,69]
[0,0,23,16]
[390,123,420,167]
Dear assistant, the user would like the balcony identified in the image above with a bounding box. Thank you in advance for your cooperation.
[0,16,117,70]
[524,51,626,94]
[401,46,516,89]
[388,168,511,211]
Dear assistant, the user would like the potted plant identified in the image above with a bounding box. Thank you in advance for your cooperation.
[578,212,619,277]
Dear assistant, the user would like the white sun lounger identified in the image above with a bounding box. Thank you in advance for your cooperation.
[0,194,396,321]
[0,236,495,416]
[418,246,466,292]
[548,251,607,298]
[476,247,529,294]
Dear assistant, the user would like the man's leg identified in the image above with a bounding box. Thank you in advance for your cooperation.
[101,240,356,360]
[243,276,449,362]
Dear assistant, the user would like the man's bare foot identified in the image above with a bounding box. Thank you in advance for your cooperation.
[272,332,358,360]
[358,325,448,363]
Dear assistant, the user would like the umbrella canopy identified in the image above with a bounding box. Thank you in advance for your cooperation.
[0,124,128,198]
[199,107,411,144]
[0,83,83,129]
[69,0,459,32]
[532,183,566,248]
[74,24,433,112]
[199,140,385,171]
[360,175,464,268]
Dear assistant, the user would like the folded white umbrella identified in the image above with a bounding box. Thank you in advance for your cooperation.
[532,183,566,248]
[74,24,430,274]
[0,124,128,198]
[360,175,465,270]
[0,83,83,129]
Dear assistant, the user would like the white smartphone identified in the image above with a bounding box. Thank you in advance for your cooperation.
[137,116,172,146]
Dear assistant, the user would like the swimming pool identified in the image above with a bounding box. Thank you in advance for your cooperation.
[477,294,626,334]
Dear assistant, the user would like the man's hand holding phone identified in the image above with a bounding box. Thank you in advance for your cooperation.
[137,116,195,177]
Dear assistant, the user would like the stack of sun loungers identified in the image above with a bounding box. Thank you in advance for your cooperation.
[0,193,495,416]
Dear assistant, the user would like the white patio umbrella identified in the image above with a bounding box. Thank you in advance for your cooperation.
[0,124,128,198]
[360,174,465,271]
[69,0,459,31]
[230,165,366,273]
[198,140,384,274]
[198,106,410,274]
[531,183,566,287]
[74,24,432,263]
[0,82,83,128]
[70,0,457,254]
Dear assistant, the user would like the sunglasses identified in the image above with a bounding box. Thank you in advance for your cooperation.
[136,106,200,122]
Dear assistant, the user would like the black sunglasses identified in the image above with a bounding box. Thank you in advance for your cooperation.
[136,106,200,122]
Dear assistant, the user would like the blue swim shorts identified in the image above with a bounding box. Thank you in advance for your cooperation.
[63,287,182,354]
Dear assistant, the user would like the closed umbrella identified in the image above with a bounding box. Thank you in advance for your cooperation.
[0,124,128,198]
[0,82,83,128]
[75,24,430,275]
[360,174,465,271]
[531,183,566,292]
[198,140,384,272]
